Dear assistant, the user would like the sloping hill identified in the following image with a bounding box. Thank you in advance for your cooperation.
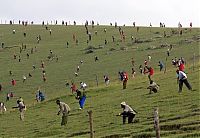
[0,25,199,137]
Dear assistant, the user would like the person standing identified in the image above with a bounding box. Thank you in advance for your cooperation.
[56,100,70,126]
[118,102,137,124]
[12,100,26,121]
[177,70,192,92]
[76,90,86,110]
[0,83,2,91]
[123,72,128,89]
[104,75,110,85]
[158,61,164,71]
[0,102,7,114]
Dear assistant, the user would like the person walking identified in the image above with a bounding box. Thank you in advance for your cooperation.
[176,70,192,92]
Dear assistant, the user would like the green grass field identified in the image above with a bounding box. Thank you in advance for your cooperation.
[0,24,200,138]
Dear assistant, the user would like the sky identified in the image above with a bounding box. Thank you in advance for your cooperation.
[0,0,199,27]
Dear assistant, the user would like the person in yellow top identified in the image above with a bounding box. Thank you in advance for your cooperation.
[56,100,70,126]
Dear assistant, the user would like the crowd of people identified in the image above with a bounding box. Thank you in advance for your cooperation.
[0,21,194,126]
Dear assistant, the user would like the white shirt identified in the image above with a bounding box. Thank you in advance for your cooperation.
[178,71,187,80]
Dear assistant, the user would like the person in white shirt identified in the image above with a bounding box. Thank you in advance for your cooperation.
[176,70,192,92]
[0,102,6,114]
[147,80,159,94]
[119,102,137,124]
[80,82,87,91]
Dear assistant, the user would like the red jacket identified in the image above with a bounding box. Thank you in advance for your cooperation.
[179,63,185,71]
[149,68,154,76]
[123,72,128,81]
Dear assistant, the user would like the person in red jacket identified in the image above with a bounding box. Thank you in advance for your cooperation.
[11,79,16,86]
[147,67,154,81]
[123,72,128,89]
[179,63,185,71]
[71,83,77,94]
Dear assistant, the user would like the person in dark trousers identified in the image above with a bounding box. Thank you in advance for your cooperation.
[158,61,164,71]
[176,70,192,92]
[76,89,86,109]
[118,102,137,124]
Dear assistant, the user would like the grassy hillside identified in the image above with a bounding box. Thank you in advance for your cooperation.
[0,24,199,138]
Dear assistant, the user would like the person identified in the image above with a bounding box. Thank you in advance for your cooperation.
[26,53,29,59]
[147,80,160,94]
[131,68,136,78]
[9,70,13,76]
[76,90,86,109]
[104,75,110,85]
[77,65,80,72]
[23,75,26,83]
[11,79,16,86]
[167,49,170,57]
[28,73,32,77]
[12,100,26,121]
[56,100,70,126]
[49,29,52,35]
[71,83,77,94]
[147,67,154,81]
[0,83,2,91]
[172,59,176,66]
[6,93,10,101]
[32,65,36,70]
[122,72,128,89]
[95,56,99,62]
[80,82,87,91]
[144,60,148,66]
[147,55,151,61]
[158,61,164,71]
[38,90,45,102]
[118,71,124,81]
[176,70,192,92]
[139,65,143,74]
[179,63,185,71]
[0,102,6,114]
[118,102,137,124]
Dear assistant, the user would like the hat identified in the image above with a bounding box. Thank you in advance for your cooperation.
[121,102,126,106]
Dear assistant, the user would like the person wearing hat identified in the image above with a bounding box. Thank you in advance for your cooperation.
[56,100,70,126]
[119,102,137,124]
